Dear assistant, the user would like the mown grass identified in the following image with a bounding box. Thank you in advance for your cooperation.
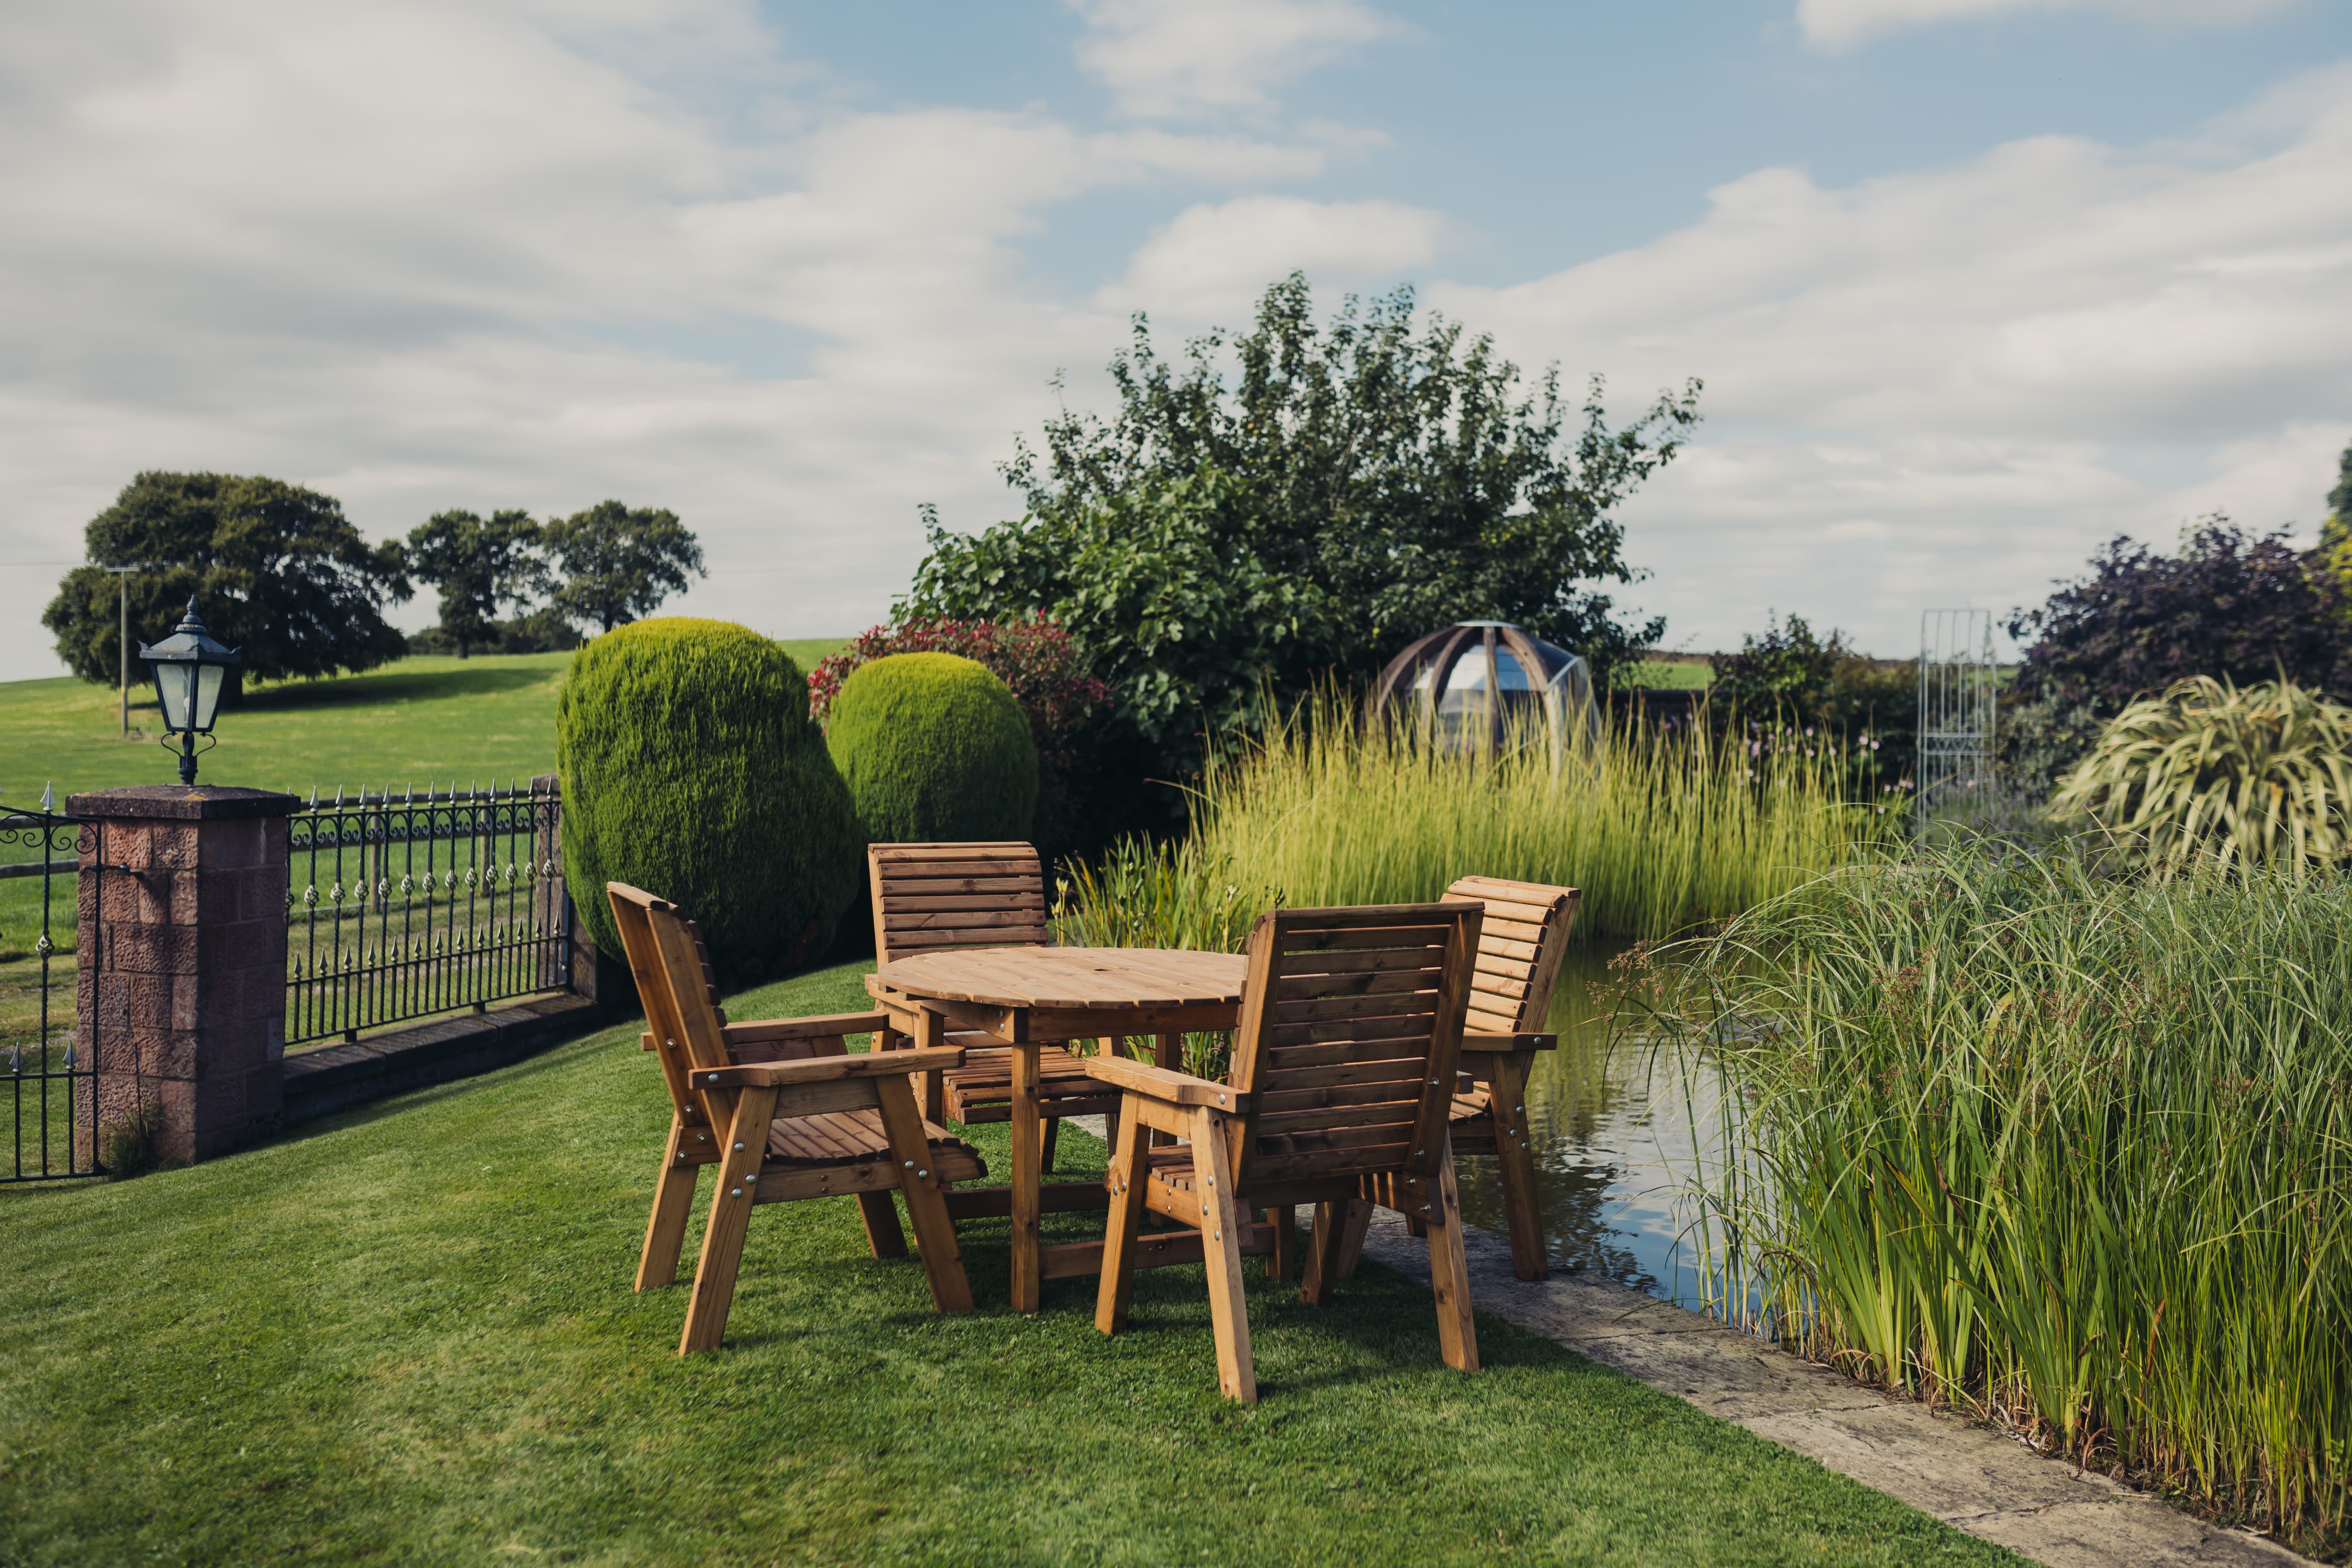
[1653,851,2352,1559]
[0,958,2020,1567]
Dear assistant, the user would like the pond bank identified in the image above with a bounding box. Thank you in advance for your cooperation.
[1356,1208,2320,1568]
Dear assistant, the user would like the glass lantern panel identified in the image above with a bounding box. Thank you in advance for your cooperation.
[1493,649,1533,690]
[1441,655,1489,693]
[193,662,227,730]
[155,661,195,731]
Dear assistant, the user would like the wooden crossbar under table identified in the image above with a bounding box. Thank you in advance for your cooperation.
[867,947,1249,1313]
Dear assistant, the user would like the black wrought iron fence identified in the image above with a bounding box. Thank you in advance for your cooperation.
[286,780,570,1046]
[2,798,104,1181]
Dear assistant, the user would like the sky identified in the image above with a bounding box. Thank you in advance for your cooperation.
[3,0,2350,677]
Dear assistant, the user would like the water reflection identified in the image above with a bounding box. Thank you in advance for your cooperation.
[1450,941,1723,1309]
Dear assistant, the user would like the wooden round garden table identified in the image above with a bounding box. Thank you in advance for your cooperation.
[865,946,1248,1312]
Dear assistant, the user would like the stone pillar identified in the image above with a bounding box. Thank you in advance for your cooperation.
[71,786,300,1166]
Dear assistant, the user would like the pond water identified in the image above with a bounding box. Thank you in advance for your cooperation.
[1447,942,1729,1311]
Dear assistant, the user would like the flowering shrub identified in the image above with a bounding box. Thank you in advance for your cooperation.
[809,617,1111,857]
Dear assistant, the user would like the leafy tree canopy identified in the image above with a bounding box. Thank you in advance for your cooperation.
[903,273,1701,781]
[2007,517,2352,714]
[43,470,410,697]
[541,501,704,634]
[2320,436,2352,587]
[405,508,549,658]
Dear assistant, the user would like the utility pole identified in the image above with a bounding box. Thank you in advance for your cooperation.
[102,565,138,738]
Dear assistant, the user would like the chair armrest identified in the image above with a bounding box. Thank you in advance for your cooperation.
[721,1012,888,1045]
[697,1046,965,1089]
[1459,1031,1557,1053]
[1082,1054,1248,1110]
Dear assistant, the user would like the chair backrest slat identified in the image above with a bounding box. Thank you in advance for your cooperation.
[1447,875,1580,1032]
[1228,901,1482,1194]
[608,881,735,1129]
[870,842,1050,966]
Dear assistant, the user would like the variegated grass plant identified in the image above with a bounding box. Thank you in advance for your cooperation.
[1651,849,2352,1548]
[2049,675,2352,873]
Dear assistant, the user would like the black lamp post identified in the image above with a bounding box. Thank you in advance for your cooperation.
[138,597,243,786]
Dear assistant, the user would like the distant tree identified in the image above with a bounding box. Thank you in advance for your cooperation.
[1711,614,1915,798]
[904,272,1700,792]
[43,471,410,700]
[405,509,549,658]
[2006,517,2351,715]
[541,501,704,634]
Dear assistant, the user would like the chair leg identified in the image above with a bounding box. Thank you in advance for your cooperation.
[1262,1205,1296,1282]
[1406,1215,1428,1238]
[1192,1106,1257,1404]
[637,1113,702,1290]
[1329,1197,1375,1282]
[678,1087,777,1355]
[856,1191,908,1258]
[1095,1100,1150,1335]
[1486,1054,1549,1280]
[872,1076,973,1312]
[1424,1135,1480,1374]
[1041,1114,1061,1174]
[1301,1200,1349,1306]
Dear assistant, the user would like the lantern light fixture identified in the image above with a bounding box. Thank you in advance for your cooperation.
[138,596,242,786]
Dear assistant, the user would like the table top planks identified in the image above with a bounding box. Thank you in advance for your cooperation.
[873,946,1247,1012]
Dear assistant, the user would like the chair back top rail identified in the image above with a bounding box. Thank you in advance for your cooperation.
[869,841,1050,966]
[1226,901,1484,1197]
[1444,875,1582,1034]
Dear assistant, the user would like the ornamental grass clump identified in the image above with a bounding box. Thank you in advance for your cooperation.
[1662,851,2352,1548]
[558,618,858,981]
[1057,693,1887,947]
[2049,674,2352,873]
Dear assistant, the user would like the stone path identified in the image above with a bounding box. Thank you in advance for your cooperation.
[1355,1210,2317,1568]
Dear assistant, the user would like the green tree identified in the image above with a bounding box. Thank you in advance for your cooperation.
[903,273,1700,787]
[541,501,705,634]
[2320,436,2352,588]
[43,471,410,699]
[404,509,549,658]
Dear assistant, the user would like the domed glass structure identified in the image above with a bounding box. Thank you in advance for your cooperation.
[1371,621,1598,750]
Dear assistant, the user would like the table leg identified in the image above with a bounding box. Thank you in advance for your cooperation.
[1150,1032,1181,1148]
[1010,1040,1043,1313]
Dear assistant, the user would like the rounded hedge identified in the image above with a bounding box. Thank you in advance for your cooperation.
[825,652,1039,845]
[559,618,859,982]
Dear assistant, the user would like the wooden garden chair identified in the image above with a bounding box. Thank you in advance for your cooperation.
[1084,901,1487,1403]
[607,882,985,1355]
[867,842,1118,1166]
[1433,875,1579,1279]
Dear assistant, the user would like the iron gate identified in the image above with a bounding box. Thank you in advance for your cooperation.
[1,801,104,1182]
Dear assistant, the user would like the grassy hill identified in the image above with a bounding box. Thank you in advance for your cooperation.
[0,638,849,809]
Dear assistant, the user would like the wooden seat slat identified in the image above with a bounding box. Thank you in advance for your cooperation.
[1270,991,1441,1026]
[1258,1078,1427,1114]
[1268,1012,1438,1048]
[1263,1035,1436,1070]
[1270,967,1442,1001]
[1277,925,1452,954]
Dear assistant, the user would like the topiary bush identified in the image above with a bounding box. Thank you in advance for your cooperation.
[559,618,859,981]
[2049,674,2352,873]
[824,652,1039,845]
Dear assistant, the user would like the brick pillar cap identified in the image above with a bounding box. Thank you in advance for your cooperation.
[67,785,303,820]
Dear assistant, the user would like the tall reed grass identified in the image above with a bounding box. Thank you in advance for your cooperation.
[1055,695,1890,948]
[1656,851,2351,1547]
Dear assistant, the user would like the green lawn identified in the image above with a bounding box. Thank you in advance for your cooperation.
[0,958,2019,1567]
[0,639,852,811]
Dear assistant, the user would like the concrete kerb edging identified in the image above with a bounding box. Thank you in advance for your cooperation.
[1353,1209,2319,1568]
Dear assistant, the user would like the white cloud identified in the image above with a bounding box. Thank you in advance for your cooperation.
[1099,195,1444,319]
[0,0,1356,678]
[1070,0,1408,118]
[1798,0,2299,51]
[1433,69,2352,652]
